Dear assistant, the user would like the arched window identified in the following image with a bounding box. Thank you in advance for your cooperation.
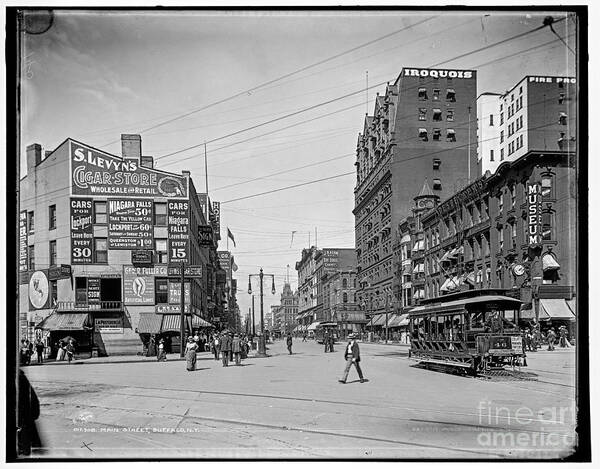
[343,293,348,303]
[342,278,348,288]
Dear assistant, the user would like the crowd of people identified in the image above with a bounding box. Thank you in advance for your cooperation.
[20,338,75,365]
[521,323,572,351]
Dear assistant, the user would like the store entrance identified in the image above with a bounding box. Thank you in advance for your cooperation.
[100,278,122,302]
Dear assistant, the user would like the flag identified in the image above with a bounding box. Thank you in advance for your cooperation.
[227,228,236,247]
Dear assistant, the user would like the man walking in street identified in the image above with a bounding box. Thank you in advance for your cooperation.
[324,330,330,353]
[339,334,365,384]
[302,332,307,342]
[286,333,293,355]
[547,327,557,351]
[232,334,242,366]
[220,331,231,367]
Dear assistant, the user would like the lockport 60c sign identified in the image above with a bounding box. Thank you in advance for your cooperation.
[108,198,153,250]
[70,140,189,199]
[70,198,94,264]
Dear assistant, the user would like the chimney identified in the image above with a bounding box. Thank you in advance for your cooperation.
[26,143,42,173]
[45,150,52,158]
[140,155,154,169]
[121,134,142,160]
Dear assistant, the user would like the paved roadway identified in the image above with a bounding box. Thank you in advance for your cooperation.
[23,339,577,459]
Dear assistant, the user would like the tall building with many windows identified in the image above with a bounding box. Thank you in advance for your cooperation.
[477,75,577,174]
[354,67,477,317]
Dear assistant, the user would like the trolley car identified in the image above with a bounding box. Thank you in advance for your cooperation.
[314,322,340,344]
[408,289,525,375]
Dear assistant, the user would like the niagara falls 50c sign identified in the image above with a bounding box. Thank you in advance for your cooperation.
[70,140,189,199]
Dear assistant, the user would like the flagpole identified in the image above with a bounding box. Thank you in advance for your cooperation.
[204,142,209,218]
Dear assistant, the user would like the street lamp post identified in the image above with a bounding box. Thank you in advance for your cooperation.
[248,268,276,356]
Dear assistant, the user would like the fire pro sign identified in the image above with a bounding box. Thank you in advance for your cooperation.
[108,198,153,250]
[70,198,94,264]
[70,140,189,199]
[168,200,189,263]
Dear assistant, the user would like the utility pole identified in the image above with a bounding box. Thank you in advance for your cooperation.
[248,268,276,356]
[179,262,186,358]
[252,294,255,336]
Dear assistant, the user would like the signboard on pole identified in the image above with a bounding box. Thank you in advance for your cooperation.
[108,198,153,249]
[87,277,101,305]
[70,198,94,264]
[123,265,159,305]
[211,201,221,236]
[198,225,213,246]
[156,304,190,314]
[70,140,189,199]
[19,211,28,272]
[168,200,189,263]
[168,281,191,304]
[167,265,202,277]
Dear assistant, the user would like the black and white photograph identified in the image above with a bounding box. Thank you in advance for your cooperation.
[6,5,588,461]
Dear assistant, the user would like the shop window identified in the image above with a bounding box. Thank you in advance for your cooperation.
[559,112,567,125]
[27,211,34,234]
[28,245,35,270]
[343,293,348,303]
[446,88,456,102]
[155,278,169,304]
[432,89,440,101]
[446,129,456,142]
[432,108,442,121]
[418,88,428,100]
[154,202,167,225]
[75,277,88,305]
[432,128,441,141]
[155,239,168,263]
[446,108,454,121]
[418,128,428,141]
[94,201,107,224]
[433,178,442,191]
[49,204,56,230]
[418,108,427,121]
[489,114,494,126]
[49,240,57,266]
[541,176,553,198]
[94,238,108,264]
[433,158,441,170]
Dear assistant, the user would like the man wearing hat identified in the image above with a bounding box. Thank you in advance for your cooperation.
[339,334,365,384]
[547,327,557,351]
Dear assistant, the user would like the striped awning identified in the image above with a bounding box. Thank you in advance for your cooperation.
[192,315,213,328]
[542,254,560,271]
[161,314,192,332]
[137,313,162,334]
[37,312,91,331]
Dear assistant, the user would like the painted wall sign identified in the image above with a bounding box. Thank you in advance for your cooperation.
[70,140,189,199]
[123,265,161,305]
[168,200,189,263]
[29,270,50,310]
[322,248,341,275]
[156,304,190,314]
[167,265,202,277]
[132,250,153,264]
[48,264,72,281]
[168,281,191,304]
[70,198,94,264]
[527,183,543,246]
[198,224,213,246]
[403,68,474,79]
[528,76,576,84]
[107,198,153,250]
[19,211,28,272]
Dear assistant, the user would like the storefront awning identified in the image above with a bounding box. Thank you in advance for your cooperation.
[192,315,213,328]
[567,298,576,315]
[400,234,411,244]
[440,277,452,292]
[37,312,91,331]
[307,321,321,331]
[137,313,162,334]
[446,276,461,291]
[542,254,560,271]
[161,314,192,332]
[440,251,452,263]
[540,299,575,321]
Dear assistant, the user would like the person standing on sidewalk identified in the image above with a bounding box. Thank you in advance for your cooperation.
[339,334,365,384]
[220,332,231,367]
[286,333,293,355]
[547,327,557,351]
[232,334,242,366]
[185,337,198,371]
[65,340,75,364]
[212,334,220,360]
[157,338,167,361]
[34,338,44,364]
[324,331,330,353]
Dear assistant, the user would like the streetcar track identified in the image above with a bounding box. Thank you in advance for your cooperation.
[34,379,574,431]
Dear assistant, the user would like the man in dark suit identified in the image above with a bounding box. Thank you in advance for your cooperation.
[339,334,365,384]
[220,331,231,366]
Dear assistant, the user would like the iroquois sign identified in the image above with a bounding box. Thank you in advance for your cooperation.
[70,140,189,199]
[403,68,474,79]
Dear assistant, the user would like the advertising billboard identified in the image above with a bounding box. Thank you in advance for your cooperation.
[70,140,189,199]
[168,200,189,263]
[322,248,340,275]
[168,281,191,304]
[29,270,50,310]
[70,198,94,264]
[211,201,221,236]
[107,198,154,250]
[19,211,28,272]
[123,265,165,305]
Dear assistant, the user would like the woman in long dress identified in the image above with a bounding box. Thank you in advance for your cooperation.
[185,337,198,371]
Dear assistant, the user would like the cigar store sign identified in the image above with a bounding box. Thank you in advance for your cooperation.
[403,68,474,79]
[70,140,189,199]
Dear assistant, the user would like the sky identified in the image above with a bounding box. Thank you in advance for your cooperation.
[19,9,577,326]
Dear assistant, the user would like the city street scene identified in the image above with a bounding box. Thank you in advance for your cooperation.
[11,7,585,461]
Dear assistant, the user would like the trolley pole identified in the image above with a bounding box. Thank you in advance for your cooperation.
[248,269,276,357]
[180,262,185,358]
[252,294,256,337]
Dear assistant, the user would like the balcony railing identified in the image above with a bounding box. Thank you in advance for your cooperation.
[56,301,124,312]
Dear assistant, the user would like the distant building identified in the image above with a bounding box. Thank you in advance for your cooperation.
[477,75,576,174]
[274,282,298,334]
